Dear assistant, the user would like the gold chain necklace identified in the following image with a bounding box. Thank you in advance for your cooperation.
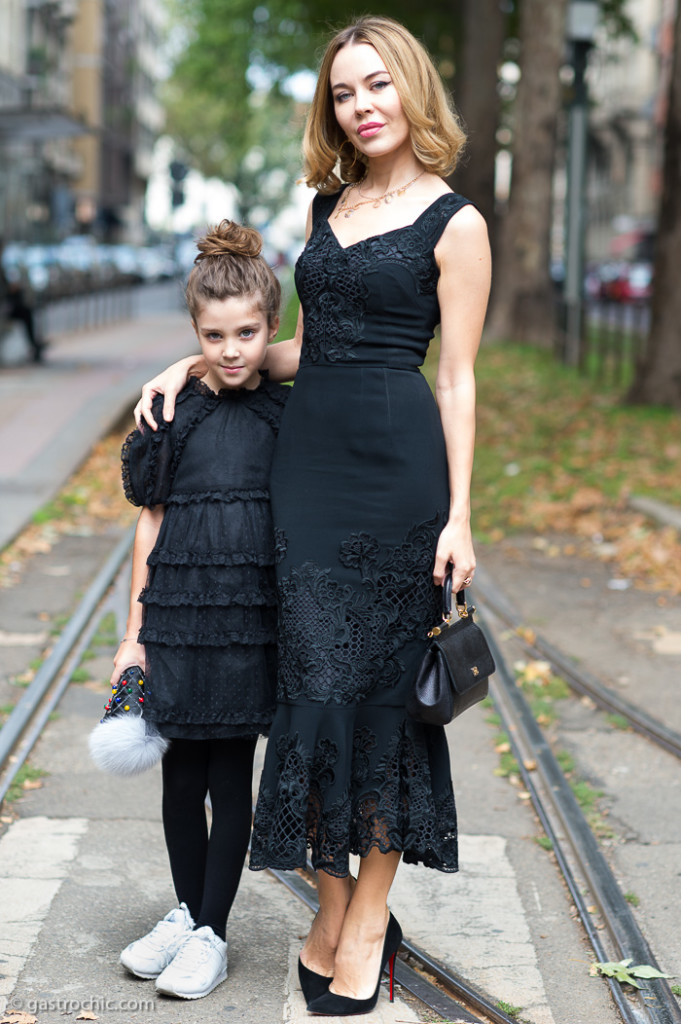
[334,170,425,219]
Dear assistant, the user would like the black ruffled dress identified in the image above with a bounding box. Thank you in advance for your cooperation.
[122,375,288,740]
[250,190,470,876]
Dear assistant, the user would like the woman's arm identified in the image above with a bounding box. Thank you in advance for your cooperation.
[432,204,491,591]
[135,354,205,430]
[110,505,164,682]
[261,303,304,382]
[136,201,314,430]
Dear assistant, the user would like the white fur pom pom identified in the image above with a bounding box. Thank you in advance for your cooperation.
[88,716,169,776]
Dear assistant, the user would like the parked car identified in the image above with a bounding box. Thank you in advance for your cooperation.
[622,262,653,302]
[595,261,652,303]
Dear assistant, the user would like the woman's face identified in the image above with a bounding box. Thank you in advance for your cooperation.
[329,43,411,162]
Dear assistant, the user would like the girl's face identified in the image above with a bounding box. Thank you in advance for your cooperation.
[330,43,411,163]
[192,294,278,392]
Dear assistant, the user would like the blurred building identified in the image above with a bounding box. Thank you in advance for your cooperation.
[586,0,675,261]
[0,0,166,243]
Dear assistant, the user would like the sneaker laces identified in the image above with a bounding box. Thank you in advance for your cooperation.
[142,911,189,951]
[170,930,214,969]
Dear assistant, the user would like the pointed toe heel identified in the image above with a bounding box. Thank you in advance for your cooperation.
[307,913,402,1017]
[298,956,333,1005]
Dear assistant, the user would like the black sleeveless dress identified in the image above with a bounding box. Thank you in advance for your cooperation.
[250,190,472,876]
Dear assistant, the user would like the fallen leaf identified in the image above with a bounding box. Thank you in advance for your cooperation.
[76,1014,99,1021]
[22,778,43,791]
[1,1014,38,1024]
[523,759,537,771]
[594,958,673,989]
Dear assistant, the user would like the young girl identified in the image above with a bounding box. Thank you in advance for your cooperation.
[112,220,287,1000]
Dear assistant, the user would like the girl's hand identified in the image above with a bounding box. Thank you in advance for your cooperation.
[134,356,203,430]
[433,519,476,592]
[110,639,146,684]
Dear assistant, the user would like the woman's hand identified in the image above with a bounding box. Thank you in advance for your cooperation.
[134,355,206,430]
[433,518,476,591]
[110,639,147,685]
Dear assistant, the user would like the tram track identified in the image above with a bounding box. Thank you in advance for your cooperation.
[473,568,681,761]
[1,526,680,1023]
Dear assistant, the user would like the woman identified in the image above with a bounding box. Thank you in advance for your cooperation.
[136,16,490,1016]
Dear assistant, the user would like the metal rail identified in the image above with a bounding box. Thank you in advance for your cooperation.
[473,570,681,761]
[480,602,681,1024]
[0,525,135,804]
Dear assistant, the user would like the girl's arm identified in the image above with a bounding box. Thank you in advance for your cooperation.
[135,202,314,431]
[110,505,164,683]
[432,204,491,592]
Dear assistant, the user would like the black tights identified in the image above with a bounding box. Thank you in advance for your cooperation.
[161,737,257,941]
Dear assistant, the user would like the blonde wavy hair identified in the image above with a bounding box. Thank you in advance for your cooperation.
[303,16,466,194]
[185,220,281,325]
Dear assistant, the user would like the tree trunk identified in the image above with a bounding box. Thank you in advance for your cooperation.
[453,0,506,250]
[486,0,567,345]
[627,4,681,409]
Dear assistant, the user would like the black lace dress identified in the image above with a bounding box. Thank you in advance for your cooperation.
[250,191,472,876]
[122,375,288,740]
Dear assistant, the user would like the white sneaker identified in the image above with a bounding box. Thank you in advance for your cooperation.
[155,926,228,999]
[120,903,194,979]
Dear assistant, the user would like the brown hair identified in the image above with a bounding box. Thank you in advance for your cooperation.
[185,220,281,324]
[303,16,466,194]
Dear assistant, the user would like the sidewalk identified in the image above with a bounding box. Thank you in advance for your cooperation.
[0,300,679,1022]
[0,287,194,551]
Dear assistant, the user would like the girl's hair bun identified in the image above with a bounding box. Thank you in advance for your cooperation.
[194,219,262,263]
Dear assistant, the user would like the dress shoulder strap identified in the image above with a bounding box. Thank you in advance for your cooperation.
[417,193,475,248]
[311,187,346,233]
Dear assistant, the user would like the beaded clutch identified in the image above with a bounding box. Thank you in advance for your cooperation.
[88,665,168,775]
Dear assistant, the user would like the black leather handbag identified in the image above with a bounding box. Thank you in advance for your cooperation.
[407,576,495,726]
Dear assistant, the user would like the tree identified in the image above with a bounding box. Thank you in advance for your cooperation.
[452,0,507,247]
[485,0,568,345]
[163,0,313,222]
[627,3,681,410]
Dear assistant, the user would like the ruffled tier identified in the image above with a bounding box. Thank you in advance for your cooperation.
[250,701,458,877]
[142,639,276,730]
[140,561,276,609]
[148,496,275,568]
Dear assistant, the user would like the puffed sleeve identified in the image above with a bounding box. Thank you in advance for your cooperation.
[121,396,174,508]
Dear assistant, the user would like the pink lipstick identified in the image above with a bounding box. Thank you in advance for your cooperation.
[358,122,384,137]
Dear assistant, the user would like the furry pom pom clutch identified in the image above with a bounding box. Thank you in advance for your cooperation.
[88,665,168,776]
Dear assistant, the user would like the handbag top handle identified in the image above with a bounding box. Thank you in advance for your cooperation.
[443,573,470,623]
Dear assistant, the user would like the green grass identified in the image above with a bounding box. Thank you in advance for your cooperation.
[534,836,553,851]
[624,891,640,906]
[31,490,88,525]
[421,338,681,538]
[5,763,48,803]
[496,1000,522,1018]
[88,611,119,650]
[277,288,300,344]
[606,713,631,731]
[69,667,91,683]
[556,750,575,774]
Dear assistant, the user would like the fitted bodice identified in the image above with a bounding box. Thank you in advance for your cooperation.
[294,190,471,370]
